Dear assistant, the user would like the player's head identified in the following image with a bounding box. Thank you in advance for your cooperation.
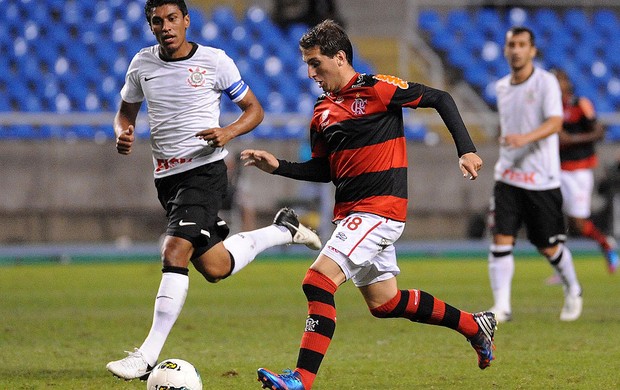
[145,0,191,59]
[504,26,537,72]
[299,19,356,94]
[144,0,188,25]
[550,68,574,98]
[299,19,353,66]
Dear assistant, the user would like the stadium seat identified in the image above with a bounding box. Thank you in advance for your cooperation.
[417,6,620,136]
[3,1,378,140]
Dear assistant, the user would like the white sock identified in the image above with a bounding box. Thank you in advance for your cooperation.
[547,244,581,296]
[139,272,189,365]
[224,225,291,275]
[488,244,514,313]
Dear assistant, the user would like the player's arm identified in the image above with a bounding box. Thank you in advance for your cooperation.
[416,87,483,179]
[196,89,264,147]
[114,100,141,155]
[241,149,331,183]
[416,87,477,156]
[502,116,563,148]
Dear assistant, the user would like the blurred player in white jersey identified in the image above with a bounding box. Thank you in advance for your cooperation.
[488,27,582,323]
[105,0,321,381]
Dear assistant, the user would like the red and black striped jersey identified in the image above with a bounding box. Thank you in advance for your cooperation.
[560,95,598,170]
[310,73,428,222]
[274,73,476,223]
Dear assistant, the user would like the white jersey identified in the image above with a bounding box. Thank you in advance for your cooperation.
[493,67,563,190]
[121,43,249,178]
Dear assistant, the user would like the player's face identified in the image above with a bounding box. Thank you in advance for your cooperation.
[557,76,572,101]
[504,31,536,72]
[149,4,190,58]
[302,46,346,93]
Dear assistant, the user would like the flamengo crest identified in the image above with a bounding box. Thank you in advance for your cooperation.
[187,66,207,87]
[351,96,367,115]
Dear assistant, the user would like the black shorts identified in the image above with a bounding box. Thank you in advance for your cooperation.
[155,160,230,258]
[490,181,566,249]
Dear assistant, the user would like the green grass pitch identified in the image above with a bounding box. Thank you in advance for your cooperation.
[1,255,619,389]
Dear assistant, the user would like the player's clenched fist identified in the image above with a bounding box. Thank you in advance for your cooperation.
[116,125,135,155]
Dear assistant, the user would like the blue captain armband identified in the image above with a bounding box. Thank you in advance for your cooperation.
[224,79,248,102]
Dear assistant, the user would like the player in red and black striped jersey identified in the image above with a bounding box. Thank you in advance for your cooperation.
[243,20,494,390]
[550,69,618,275]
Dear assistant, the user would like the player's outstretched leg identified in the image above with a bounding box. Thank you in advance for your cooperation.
[273,207,322,250]
[257,368,304,390]
[468,312,497,369]
[106,348,153,381]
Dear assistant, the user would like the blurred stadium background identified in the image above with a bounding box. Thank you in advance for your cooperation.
[1,0,619,256]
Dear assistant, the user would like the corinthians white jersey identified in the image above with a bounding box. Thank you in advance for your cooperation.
[494,67,563,190]
[121,43,249,178]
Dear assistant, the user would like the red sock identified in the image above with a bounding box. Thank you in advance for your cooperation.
[294,269,338,390]
[370,289,479,338]
[581,220,610,249]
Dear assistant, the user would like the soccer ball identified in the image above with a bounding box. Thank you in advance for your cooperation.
[146,358,203,390]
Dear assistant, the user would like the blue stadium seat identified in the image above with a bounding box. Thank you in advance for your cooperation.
[418,7,620,120]
[475,8,503,36]
[418,9,443,34]
[1,1,376,140]
[211,6,237,34]
[446,10,471,33]
[404,123,428,142]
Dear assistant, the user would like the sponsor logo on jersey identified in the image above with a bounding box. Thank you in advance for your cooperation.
[187,66,207,88]
[155,157,193,172]
[374,74,409,89]
[320,109,330,129]
[351,74,365,88]
[501,168,536,184]
[336,232,347,241]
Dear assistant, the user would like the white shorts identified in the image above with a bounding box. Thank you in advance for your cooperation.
[560,169,593,219]
[320,212,405,287]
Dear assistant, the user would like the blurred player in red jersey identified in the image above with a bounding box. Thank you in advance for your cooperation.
[550,68,618,277]
[241,19,496,390]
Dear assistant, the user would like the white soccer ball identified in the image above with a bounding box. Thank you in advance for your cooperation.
[146,358,203,390]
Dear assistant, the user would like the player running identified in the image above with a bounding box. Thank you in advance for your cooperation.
[242,19,495,390]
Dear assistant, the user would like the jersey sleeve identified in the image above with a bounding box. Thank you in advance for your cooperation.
[120,53,144,103]
[543,74,563,119]
[372,75,425,109]
[214,51,249,103]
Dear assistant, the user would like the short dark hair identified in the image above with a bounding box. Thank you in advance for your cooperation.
[299,19,353,66]
[144,0,188,24]
[550,68,574,93]
[507,26,536,47]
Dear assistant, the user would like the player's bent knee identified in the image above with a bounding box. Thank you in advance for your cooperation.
[192,254,232,283]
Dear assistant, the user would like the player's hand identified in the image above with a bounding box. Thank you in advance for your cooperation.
[499,134,528,148]
[240,149,279,173]
[195,127,232,148]
[459,152,483,180]
[116,125,135,155]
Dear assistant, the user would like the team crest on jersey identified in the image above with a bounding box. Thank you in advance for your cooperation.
[187,66,207,87]
[374,74,408,89]
[351,95,367,115]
